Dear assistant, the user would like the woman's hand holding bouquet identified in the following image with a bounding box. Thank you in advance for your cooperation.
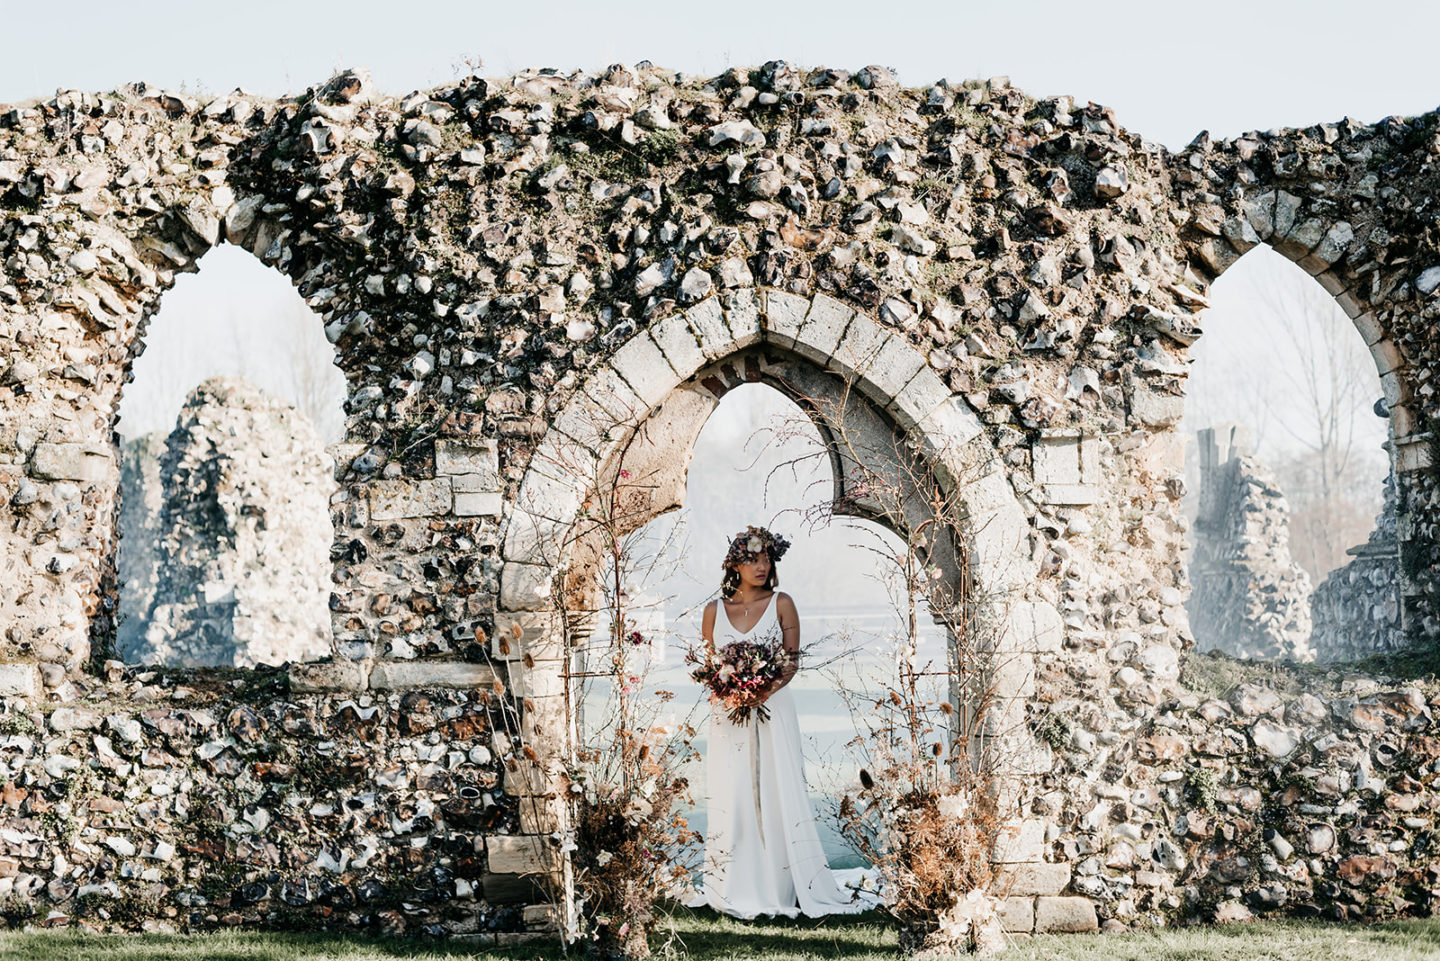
[687,631,788,725]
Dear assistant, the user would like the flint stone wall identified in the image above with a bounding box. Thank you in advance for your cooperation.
[125,377,333,668]
[3,60,1440,936]
[1311,465,1407,662]
[1187,425,1314,661]
[116,433,165,659]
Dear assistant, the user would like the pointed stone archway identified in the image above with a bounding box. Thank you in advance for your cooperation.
[493,288,1065,917]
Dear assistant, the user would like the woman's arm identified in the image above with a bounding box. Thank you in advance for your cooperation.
[763,593,801,696]
[701,600,717,653]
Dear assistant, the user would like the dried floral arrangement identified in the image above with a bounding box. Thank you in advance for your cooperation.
[687,626,791,724]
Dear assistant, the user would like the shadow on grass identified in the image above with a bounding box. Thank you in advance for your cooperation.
[0,909,896,961]
[0,928,550,961]
[665,906,894,960]
[8,915,1440,961]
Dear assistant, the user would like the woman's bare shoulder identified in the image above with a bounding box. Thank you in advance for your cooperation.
[775,592,798,611]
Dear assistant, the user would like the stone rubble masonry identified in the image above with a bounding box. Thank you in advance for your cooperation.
[1310,462,1406,661]
[1187,424,1314,660]
[2,60,1440,939]
[124,378,334,669]
[116,433,166,658]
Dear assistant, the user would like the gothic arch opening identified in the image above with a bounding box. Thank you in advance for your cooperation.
[499,293,1059,932]
[1182,246,1399,662]
[574,379,959,868]
[114,243,346,667]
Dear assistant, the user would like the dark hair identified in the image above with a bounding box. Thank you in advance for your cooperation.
[720,526,790,599]
[721,557,779,600]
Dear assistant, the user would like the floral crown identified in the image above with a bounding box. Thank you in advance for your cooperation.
[723,525,791,569]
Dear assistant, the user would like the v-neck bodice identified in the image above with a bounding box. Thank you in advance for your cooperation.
[718,592,777,642]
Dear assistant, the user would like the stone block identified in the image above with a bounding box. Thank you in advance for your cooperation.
[790,293,854,362]
[508,658,566,699]
[30,443,111,483]
[522,903,560,930]
[1351,311,1384,346]
[917,395,985,453]
[1034,897,1098,933]
[1006,601,1064,654]
[1129,386,1184,427]
[549,395,626,455]
[452,472,500,494]
[648,312,707,381]
[502,509,567,567]
[369,477,452,520]
[503,758,565,797]
[1381,369,1402,408]
[686,297,735,361]
[1241,190,1276,240]
[483,873,546,905]
[1033,429,1085,486]
[1371,339,1403,377]
[500,562,554,611]
[1396,436,1432,474]
[1334,289,1364,320]
[992,818,1047,864]
[999,862,1072,896]
[435,438,498,482]
[288,661,367,693]
[999,896,1035,933]
[829,316,889,382]
[585,365,645,425]
[1272,190,1302,239]
[369,660,504,691]
[521,694,569,746]
[492,612,563,661]
[722,288,763,349]
[991,652,1035,701]
[1314,270,1348,296]
[519,796,568,835]
[761,288,812,350]
[485,834,560,875]
[1039,483,1100,506]
[0,664,40,698]
[609,331,681,408]
[886,364,950,432]
[861,334,926,405]
[454,491,503,517]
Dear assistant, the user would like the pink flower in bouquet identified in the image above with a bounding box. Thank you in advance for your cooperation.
[687,631,790,724]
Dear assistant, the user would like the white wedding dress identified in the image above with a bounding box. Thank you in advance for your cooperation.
[693,593,880,918]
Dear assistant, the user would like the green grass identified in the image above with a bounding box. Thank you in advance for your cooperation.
[4,914,1440,960]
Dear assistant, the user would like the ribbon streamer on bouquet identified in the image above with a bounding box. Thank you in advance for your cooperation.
[752,720,764,848]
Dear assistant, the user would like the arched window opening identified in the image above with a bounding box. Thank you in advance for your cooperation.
[115,244,346,668]
[1182,246,1396,662]
[578,381,951,872]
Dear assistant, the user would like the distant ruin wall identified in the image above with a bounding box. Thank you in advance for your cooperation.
[116,432,165,659]
[130,378,334,668]
[1187,425,1314,661]
[1311,466,1406,661]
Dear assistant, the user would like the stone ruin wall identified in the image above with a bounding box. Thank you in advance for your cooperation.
[1187,424,1314,661]
[1187,421,1405,664]
[1311,463,1408,661]
[118,376,333,669]
[1,61,1440,938]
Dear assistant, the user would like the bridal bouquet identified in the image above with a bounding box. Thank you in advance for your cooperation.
[687,632,789,725]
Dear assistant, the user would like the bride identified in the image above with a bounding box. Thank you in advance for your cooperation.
[693,525,876,919]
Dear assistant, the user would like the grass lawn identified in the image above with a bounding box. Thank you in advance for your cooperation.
[3,911,1440,960]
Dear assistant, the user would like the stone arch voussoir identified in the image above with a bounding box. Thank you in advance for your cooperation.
[500,289,1061,801]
